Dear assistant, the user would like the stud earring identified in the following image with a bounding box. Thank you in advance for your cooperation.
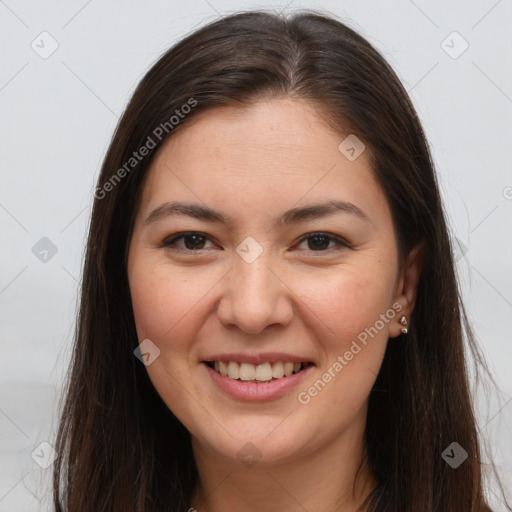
[399,315,408,334]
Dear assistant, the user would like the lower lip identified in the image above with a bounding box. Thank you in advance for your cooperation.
[203,363,314,401]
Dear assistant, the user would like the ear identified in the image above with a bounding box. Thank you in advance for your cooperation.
[389,242,424,338]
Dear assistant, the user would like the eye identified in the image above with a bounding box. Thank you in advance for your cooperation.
[161,231,350,254]
[295,232,350,252]
[161,232,217,252]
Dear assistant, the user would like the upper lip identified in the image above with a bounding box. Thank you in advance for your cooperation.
[202,352,315,365]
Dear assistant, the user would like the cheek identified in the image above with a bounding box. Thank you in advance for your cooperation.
[296,266,394,412]
[129,262,210,344]
[128,262,209,416]
[302,266,396,349]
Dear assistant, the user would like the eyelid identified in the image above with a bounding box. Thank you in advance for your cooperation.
[160,231,218,252]
[161,231,351,253]
[296,232,351,251]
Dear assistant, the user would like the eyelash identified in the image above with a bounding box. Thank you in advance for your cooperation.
[160,231,351,254]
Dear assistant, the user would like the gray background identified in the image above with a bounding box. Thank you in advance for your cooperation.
[1,0,511,510]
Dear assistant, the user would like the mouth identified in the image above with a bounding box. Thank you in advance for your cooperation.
[203,360,315,383]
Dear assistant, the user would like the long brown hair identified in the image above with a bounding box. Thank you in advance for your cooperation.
[53,10,509,511]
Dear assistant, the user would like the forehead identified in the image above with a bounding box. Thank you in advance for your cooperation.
[148,98,353,173]
[137,98,389,229]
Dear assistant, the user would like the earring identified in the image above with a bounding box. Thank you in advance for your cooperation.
[399,315,408,334]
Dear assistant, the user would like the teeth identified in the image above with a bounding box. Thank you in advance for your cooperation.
[227,361,239,379]
[255,362,272,381]
[272,362,284,378]
[210,360,307,381]
[239,363,256,381]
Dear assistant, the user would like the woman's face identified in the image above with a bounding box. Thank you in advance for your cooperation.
[127,98,418,466]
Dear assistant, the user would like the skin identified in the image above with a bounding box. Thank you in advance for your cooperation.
[127,98,423,512]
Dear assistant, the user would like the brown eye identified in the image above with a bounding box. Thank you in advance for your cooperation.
[161,231,350,254]
[162,232,215,251]
[295,232,350,252]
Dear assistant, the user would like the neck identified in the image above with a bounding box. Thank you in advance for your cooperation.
[189,410,378,512]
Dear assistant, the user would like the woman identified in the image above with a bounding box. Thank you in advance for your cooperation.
[53,10,508,511]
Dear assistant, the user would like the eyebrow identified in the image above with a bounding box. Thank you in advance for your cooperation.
[144,200,369,227]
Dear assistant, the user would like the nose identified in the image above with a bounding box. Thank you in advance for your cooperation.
[216,246,294,334]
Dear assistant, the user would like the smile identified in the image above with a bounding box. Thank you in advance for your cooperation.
[202,360,315,401]
[205,360,313,382]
